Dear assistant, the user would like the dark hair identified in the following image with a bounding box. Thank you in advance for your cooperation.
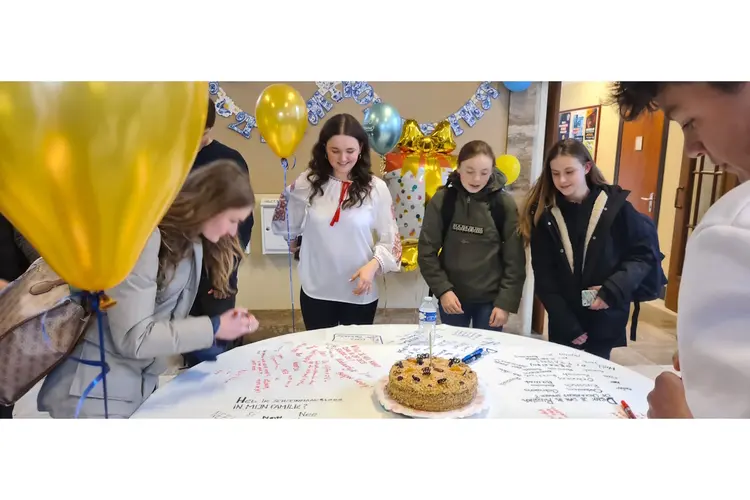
[519,139,608,244]
[608,82,744,121]
[306,113,373,209]
[446,139,497,185]
[206,97,216,129]
[159,160,254,298]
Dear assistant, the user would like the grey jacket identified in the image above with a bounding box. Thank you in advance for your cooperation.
[37,229,216,418]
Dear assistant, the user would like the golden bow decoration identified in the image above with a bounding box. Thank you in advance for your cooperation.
[384,119,460,273]
[397,119,457,155]
[387,118,458,202]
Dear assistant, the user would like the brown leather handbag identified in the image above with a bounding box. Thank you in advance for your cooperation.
[0,258,92,406]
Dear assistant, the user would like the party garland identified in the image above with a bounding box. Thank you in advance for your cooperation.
[208,81,501,143]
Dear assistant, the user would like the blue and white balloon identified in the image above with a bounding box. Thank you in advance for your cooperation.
[363,103,402,155]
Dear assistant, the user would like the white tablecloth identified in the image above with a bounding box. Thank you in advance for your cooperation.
[131,324,654,419]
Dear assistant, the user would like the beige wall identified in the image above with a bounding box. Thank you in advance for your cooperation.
[559,82,620,182]
[215,82,511,310]
[559,81,684,273]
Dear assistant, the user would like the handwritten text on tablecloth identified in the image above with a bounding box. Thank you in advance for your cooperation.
[153,327,650,419]
[210,342,382,394]
[389,329,502,359]
[489,350,646,418]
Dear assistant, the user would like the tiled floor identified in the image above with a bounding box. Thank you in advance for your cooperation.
[10,301,677,418]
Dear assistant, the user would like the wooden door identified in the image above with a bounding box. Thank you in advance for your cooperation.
[664,155,739,311]
[531,82,562,336]
[615,110,668,221]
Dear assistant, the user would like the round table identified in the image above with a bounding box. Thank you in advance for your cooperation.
[132,324,653,419]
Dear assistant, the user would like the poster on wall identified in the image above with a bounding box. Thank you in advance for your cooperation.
[558,105,600,161]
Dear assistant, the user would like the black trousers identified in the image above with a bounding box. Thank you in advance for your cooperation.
[575,344,613,360]
[0,404,12,419]
[300,289,378,331]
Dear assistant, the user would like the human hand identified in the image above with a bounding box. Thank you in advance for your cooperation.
[572,333,588,345]
[588,286,609,310]
[216,308,259,341]
[351,259,379,296]
[489,307,509,327]
[672,350,680,371]
[439,291,463,314]
[289,238,300,254]
[647,372,693,419]
[0,279,8,290]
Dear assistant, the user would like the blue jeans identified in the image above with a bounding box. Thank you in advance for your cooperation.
[438,301,503,332]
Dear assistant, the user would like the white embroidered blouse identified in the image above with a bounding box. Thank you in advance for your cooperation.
[272,169,402,305]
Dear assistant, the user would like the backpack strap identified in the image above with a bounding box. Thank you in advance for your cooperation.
[630,301,640,342]
[427,186,457,299]
[440,186,458,246]
[488,191,506,243]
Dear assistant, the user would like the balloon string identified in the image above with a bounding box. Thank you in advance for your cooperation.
[282,157,297,333]
[414,271,422,325]
[41,291,110,419]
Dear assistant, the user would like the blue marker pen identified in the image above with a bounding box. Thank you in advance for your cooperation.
[462,348,487,364]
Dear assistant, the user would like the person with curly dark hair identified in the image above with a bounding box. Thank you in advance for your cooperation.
[272,113,402,330]
[609,82,750,419]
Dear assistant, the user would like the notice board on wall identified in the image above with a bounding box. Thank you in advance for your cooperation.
[558,105,601,161]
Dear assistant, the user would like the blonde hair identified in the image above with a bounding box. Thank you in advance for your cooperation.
[519,139,608,245]
[157,160,255,298]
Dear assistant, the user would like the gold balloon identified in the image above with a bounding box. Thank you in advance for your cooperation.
[387,118,459,272]
[0,81,208,291]
[396,119,422,152]
[396,118,456,155]
[401,242,419,272]
[427,120,457,154]
[398,153,457,202]
[496,154,521,186]
[255,84,308,159]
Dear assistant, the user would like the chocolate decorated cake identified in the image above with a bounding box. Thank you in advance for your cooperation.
[385,354,478,412]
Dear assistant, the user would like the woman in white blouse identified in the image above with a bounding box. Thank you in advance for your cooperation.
[272,113,402,330]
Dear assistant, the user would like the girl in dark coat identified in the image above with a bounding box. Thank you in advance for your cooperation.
[519,139,656,360]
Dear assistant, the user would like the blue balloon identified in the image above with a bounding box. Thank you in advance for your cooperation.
[503,82,532,92]
[363,103,402,155]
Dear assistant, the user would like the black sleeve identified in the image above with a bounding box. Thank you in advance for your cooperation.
[231,150,249,173]
[232,151,253,248]
[0,216,26,281]
[189,260,239,318]
[14,229,40,263]
[597,202,657,308]
[530,223,585,342]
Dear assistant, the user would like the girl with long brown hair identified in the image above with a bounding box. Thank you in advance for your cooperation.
[521,139,655,360]
[271,113,401,330]
[38,160,258,418]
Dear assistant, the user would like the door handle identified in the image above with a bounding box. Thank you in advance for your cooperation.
[674,186,685,209]
[640,192,655,213]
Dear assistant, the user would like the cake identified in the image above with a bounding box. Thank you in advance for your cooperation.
[385,354,478,412]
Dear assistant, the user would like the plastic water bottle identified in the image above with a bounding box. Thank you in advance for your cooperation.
[418,296,438,340]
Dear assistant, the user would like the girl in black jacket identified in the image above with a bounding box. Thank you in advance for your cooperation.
[519,139,656,360]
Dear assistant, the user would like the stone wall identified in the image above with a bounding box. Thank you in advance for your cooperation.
[503,82,549,335]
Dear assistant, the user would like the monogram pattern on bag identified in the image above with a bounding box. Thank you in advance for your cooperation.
[0,260,91,406]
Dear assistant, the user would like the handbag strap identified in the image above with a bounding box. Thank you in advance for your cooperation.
[29,279,67,296]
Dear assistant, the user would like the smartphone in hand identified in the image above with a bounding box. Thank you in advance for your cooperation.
[581,289,598,307]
